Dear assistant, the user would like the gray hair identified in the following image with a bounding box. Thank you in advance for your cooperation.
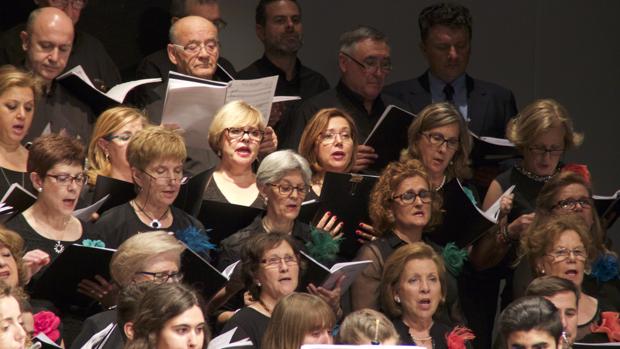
[339,25,388,55]
[256,150,312,187]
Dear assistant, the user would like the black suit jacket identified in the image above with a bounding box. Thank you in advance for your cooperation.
[384,72,517,138]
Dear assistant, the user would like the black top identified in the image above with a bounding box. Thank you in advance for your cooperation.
[203,173,264,210]
[280,80,411,150]
[0,166,32,199]
[217,215,312,270]
[393,318,470,349]
[495,165,548,223]
[91,202,205,249]
[220,306,270,349]
[238,55,329,132]
[70,309,122,349]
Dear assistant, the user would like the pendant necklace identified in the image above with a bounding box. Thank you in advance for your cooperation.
[133,200,170,229]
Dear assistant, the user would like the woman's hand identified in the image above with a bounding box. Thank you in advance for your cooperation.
[258,127,278,157]
[352,145,378,172]
[499,193,514,219]
[307,274,344,317]
[77,275,118,308]
[507,212,536,240]
[22,249,50,283]
[316,211,344,240]
[355,222,378,244]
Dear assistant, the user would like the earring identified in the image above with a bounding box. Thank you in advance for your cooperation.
[394,295,400,304]
[37,187,43,193]
[105,152,110,161]
[257,281,262,287]
[540,269,545,275]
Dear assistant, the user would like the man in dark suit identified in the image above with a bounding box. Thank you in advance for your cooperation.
[385,3,517,140]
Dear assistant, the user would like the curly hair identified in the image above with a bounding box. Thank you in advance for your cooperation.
[518,215,594,275]
[369,159,442,235]
[401,102,472,180]
[298,108,359,183]
[0,228,27,287]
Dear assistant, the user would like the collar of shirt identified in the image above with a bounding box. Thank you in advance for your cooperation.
[257,54,301,84]
[335,80,385,116]
[428,71,469,120]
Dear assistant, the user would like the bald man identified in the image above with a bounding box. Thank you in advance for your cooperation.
[135,0,236,81]
[21,7,95,143]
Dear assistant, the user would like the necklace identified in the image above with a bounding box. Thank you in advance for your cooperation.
[0,167,25,188]
[256,299,273,315]
[515,163,559,183]
[132,200,170,229]
[53,241,65,254]
[435,175,447,191]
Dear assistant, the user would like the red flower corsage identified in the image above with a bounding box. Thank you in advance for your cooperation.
[445,326,475,349]
[561,163,591,184]
[33,311,61,342]
[591,311,620,342]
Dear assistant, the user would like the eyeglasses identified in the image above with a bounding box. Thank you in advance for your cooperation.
[141,170,189,185]
[212,18,228,31]
[172,39,220,55]
[553,198,592,211]
[546,248,587,262]
[528,146,564,157]
[225,127,265,142]
[104,132,133,143]
[391,189,433,205]
[136,271,183,283]
[267,183,310,197]
[49,0,87,10]
[340,51,392,73]
[318,131,353,145]
[261,254,298,268]
[46,173,87,186]
[421,132,460,150]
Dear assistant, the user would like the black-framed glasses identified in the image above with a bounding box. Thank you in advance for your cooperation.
[136,271,183,283]
[546,247,587,262]
[528,146,564,157]
[391,189,433,205]
[261,254,298,268]
[141,170,189,185]
[225,127,265,142]
[49,0,87,10]
[46,173,87,186]
[104,132,133,143]
[267,183,310,197]
[172,39,220,55]
[421,132,460,150]
[340,51,392,73]
[553,198,592,211]
[318,130,352,145]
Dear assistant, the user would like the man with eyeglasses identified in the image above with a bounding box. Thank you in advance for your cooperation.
[135,0,237,82]
[281,25,410,172]
[238,0,330,136]
[0,0,121,92]
[17,7,96,144]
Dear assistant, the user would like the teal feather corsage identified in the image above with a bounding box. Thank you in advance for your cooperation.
[305,226,342,263]
[442,242,468,276]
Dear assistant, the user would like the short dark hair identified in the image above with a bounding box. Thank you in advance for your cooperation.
[241,232,301,300]
[256,0,300,26]
[27,134,85,176]
[526,275,580,301]
[418,2,472,42]
[499,296,562,345]
[339,25,387,55]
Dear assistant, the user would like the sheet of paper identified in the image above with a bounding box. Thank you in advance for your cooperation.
[73,194,109,221]
[79,323,115,349]
[222,260,240,280]
[226,76,278,125]
[208,327,253,349]
[273,95,301,103]
[106,78,161,103]
[57,65,96,89]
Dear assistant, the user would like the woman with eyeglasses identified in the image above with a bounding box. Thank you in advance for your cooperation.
[72,231,186,349]
[92,126,205,249]
[221,233,340,349]
[204,100,276,208]
[5,134,90,268]
[518,215,617,340]
[0,65,41,197]
[86,106,147,186]
[351,159,463,326]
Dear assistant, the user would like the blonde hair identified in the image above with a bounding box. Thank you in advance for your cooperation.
[109,231,185,286]
[87,106,148,185]
[369,159,442,235]
[0,65,42,103]
[0,228,27,287]
[337,309,399,344]
[207,100,265,155]
[298,108,358,183]
[262,293,335,349]
[126,126,187,171]
[402,102,472,180]
[508,99,583,153]
[381,242,447,318]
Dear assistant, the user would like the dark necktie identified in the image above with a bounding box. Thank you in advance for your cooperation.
[443,83,455,103]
